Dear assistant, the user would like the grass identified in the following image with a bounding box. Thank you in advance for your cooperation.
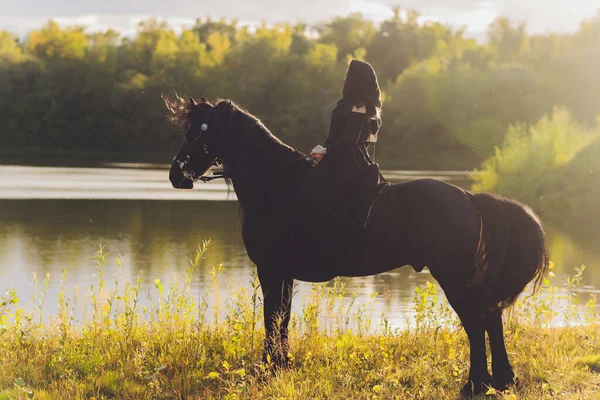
[578,355,600,373]
[0,242,598,399]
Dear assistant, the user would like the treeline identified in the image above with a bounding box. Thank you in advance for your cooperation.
[0,9,599,169]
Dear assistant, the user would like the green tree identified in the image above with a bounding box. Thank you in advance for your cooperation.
[473,108,599,205]
[87,29,120,66]
[27,20,89,60]
[192,17,238,45]
[318,13,375,61]
[0,31,24,62]
[487,17,529,63]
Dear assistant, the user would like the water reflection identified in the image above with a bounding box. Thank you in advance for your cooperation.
[0,199,437,326]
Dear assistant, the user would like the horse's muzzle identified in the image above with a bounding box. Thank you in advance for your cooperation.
[170,167,194,189]
[177,178,194,189]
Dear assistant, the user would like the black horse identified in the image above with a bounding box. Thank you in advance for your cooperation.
[167,97,549,397]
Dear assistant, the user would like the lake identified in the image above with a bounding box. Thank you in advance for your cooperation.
[0,164,598,328]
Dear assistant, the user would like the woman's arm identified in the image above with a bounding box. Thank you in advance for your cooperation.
[325,103,368,150]
[341,105,369,146]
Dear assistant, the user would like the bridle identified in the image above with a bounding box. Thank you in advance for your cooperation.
[173,102,233,183]
[173,100,311,185]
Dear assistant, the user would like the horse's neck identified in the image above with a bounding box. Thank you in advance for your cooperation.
[227,127,305,213]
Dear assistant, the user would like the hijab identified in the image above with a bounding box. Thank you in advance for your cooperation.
[340,59,382,140]
[342,59,382,111]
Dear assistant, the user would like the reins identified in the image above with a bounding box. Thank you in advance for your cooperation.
[199,102,233,182]
[198,166,227,182]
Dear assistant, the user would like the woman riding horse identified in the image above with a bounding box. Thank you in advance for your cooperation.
[286,59,384,282]
[167,74,548,396]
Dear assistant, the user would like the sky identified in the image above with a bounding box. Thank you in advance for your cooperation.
[0,0,598,41]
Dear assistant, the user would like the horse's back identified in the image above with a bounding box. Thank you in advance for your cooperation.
[368,178,476,230]
[353,179,480,277]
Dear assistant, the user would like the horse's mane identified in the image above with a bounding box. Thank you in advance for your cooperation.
[164,94,314,190]
[162,93,210,128]
[163,94,305,161]
[226,101,308,163]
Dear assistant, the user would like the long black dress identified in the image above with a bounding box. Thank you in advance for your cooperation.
[285,96,383,282]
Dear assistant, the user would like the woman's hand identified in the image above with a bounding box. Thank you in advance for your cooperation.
[311,145,327,159]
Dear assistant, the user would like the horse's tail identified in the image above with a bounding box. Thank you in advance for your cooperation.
[469,192,550,309]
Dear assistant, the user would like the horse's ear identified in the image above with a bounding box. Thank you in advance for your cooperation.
[189,97,197,106]
[200,97,208,103]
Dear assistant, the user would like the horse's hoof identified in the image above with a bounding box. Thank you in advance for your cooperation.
[491,374,520,392]
[261,353,291,370]
[460,378,492,398]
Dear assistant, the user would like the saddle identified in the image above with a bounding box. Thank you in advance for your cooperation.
[346,163,388,227]
[285,163,388,282]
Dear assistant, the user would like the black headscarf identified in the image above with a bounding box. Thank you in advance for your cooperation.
[342,59,382,111]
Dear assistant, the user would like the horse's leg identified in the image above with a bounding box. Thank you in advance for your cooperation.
[459,305,491,396]
[446,292,491,397]
[486,307,518,390]
[278,276,294,361]
[258,267,293,367]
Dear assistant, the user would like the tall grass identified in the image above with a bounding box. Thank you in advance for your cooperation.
[0,243,598,399]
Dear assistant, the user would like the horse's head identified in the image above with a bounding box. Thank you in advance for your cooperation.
[167,96,229,189]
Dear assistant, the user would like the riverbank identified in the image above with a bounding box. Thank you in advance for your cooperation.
[0,247,598,399]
